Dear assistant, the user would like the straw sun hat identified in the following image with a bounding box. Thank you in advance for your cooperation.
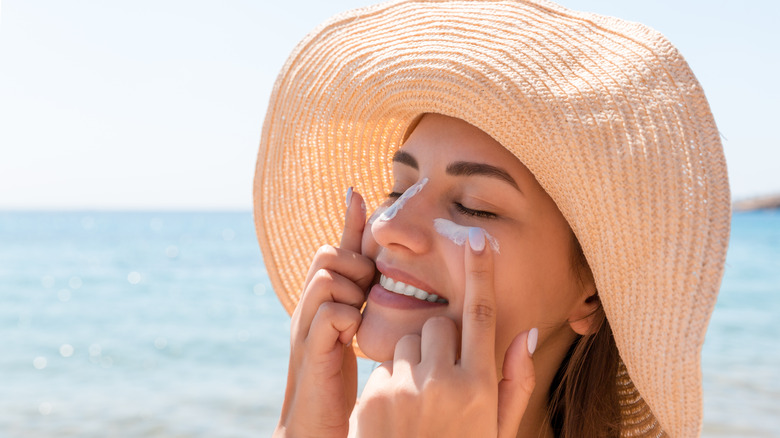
[253,0,730,436]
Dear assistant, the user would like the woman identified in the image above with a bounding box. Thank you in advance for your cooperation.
[253,1,730,436]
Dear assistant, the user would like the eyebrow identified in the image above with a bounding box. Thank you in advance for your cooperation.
[392,150,418,169]
[447,161,521,192]
[392,150,521,192]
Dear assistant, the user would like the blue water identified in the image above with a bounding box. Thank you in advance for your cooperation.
[0,211,778,437]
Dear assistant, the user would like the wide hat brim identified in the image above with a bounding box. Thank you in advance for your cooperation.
[253,0,731,436]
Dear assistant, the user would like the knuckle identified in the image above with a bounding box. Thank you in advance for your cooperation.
[311,268,335,286]
[360,388,391,410]
[356,262,377,284]
[425,315,454,329]
[422,315,455,336]
[314,244,337,260]
[395,382,418,404]
[316,300,338,317]
[421,372,447,396]
[463,377,494,399]
[468,266,492,282]
[477,371,498,388]
[466,301,495,324]
[520,373,537,393]
[398,333,422,348]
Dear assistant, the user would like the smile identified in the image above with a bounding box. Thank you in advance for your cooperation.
[379,274,448,303]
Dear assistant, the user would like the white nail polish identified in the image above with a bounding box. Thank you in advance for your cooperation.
[468,227,486,252]
[345,187,353,208]
[527,328,538,356]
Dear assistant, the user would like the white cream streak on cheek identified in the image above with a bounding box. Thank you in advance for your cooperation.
[433,218,500,253]
[376,178,428,222]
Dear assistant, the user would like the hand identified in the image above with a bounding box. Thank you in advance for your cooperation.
[274,188,375,438]
[355,227,537,438]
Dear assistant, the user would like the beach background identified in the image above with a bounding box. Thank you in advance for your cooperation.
[1,1,779,437]
[1,211,779,437]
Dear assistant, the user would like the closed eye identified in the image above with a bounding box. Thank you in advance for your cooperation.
[455,202,497,219]
[388,191,497,219]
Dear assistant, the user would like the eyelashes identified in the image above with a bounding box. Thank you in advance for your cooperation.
[385,192,497,219]
[455,203,497,219]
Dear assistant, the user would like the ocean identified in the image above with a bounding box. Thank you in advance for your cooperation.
[1,211,778,437]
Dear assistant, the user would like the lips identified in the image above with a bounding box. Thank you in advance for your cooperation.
[373,263,449,305]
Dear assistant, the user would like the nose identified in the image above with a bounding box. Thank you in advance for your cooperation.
[370,179,433,254]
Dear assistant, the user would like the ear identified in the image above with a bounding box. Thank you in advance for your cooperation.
[567,293,600,335]
[567,263,599,335]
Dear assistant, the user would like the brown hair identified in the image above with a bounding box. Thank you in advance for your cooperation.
[546,235,622,438]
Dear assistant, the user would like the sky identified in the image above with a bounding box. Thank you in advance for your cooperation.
[0,0,778,210]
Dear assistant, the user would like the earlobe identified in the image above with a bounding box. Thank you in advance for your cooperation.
[568,294,600,336]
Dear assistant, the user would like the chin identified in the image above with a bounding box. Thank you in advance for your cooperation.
[355,308,425,362]
[355,318,398,362]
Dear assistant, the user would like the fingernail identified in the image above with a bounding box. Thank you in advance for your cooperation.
[527,328,538,356]
[345,186,353,208]
[468,227,485,253]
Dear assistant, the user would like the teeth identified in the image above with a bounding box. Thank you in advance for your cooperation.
[414,289,428,300]
[380,274,447,303]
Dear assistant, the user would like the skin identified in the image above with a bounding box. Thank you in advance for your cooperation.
[274,114,597,438]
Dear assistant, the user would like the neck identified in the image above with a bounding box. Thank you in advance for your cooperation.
[512,326,577,438]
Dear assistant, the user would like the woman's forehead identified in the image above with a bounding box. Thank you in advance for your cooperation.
[398,114,538,188]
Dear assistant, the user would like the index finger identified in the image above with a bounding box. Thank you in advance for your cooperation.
[340,187,367,253]
[460,227,497,373]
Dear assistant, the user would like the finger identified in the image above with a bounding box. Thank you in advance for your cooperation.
[340,188,367,253]
[302,245,375,295]
[342,345,359,414]
[360,360,393,401]
[295,269,367,340]
[461,227,497,373]
[307,301,363,353]
[497,329,537,438]
[393,334,422,375]
[420,316,458,366]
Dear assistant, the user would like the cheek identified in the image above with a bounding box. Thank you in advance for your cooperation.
[491,248,569,323]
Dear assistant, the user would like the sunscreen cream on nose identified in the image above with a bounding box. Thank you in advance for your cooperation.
[377,178,428,222]
[433,218,500,253]
[367,206,388,225]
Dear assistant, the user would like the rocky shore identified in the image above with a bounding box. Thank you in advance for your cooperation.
[732,194,780,211]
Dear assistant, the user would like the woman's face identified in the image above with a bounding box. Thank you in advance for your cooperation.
[357,114,594,369]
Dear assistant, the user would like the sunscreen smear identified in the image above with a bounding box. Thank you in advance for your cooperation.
[377,178,428,222]
[433,218,500,253]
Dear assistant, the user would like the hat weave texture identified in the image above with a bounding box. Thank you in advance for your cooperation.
[253,1,731,436]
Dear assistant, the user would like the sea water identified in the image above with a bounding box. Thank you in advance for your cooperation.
[0,211,778,437]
